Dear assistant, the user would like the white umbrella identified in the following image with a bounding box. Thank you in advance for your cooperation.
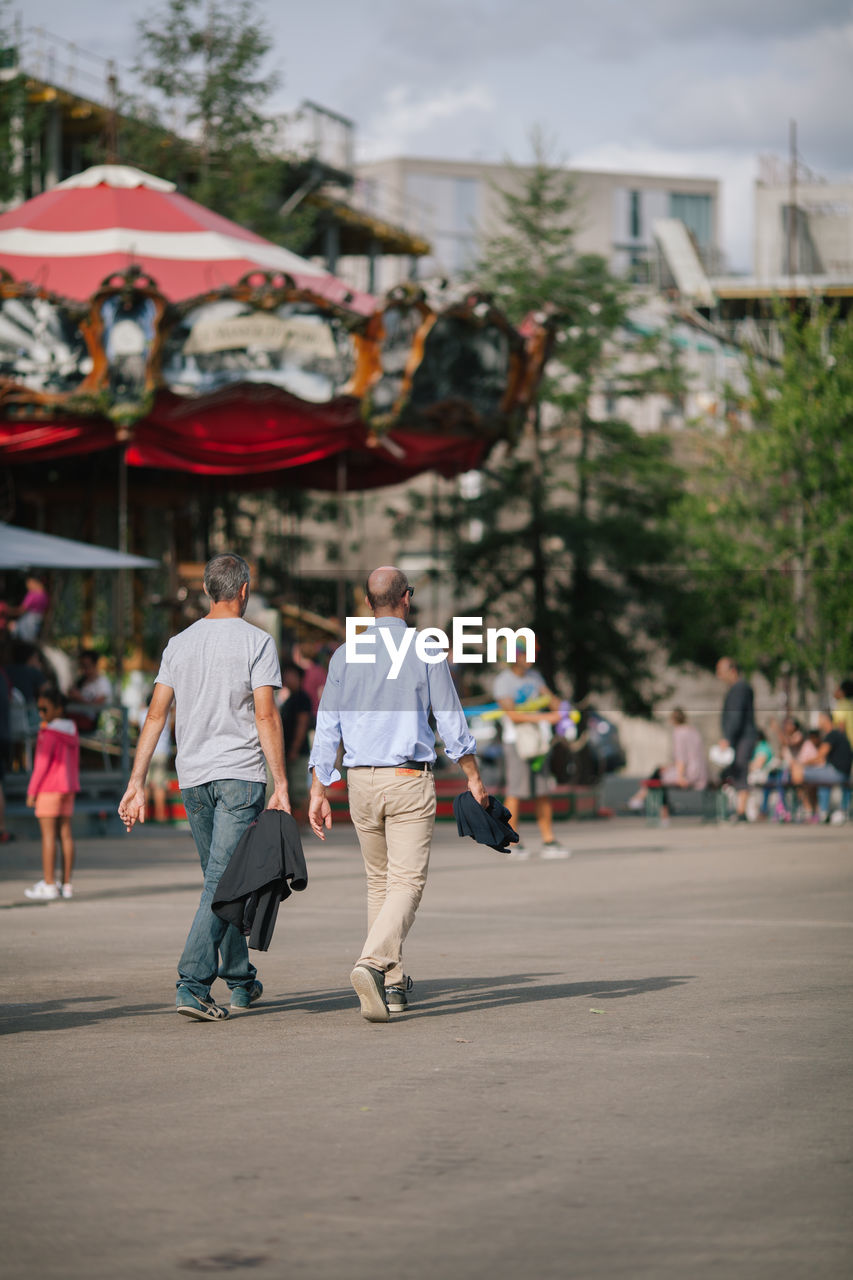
[0,522,158,570]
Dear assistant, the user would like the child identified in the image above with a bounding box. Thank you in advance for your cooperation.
[24,686,80,901]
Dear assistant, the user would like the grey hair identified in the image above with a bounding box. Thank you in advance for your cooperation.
[204,553,250,603]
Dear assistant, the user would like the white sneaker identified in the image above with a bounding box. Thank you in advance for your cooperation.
[61,883,73,899]
[24,879,60,900]
[508,844,531,860]
[540,841,571,859]
[830,810,848,825]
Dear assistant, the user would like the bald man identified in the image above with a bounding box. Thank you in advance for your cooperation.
[308,566,488,1022]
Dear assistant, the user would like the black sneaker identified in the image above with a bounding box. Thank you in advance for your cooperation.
[350,964,390,1022]
[386,975,413,1015]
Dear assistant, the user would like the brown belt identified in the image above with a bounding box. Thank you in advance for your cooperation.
[351,760,432,772]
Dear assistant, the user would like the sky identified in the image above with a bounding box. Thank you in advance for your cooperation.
[14,0,853,272]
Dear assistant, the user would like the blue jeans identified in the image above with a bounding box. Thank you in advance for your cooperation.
[177,779,265,1002]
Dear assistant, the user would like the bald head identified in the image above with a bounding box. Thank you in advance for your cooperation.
[716,656,739,685]
[366,566,411,616]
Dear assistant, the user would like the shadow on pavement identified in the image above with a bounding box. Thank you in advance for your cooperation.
[0,881,202,909]
[243,972,694,1020]
[0,995,173,1035]
[0,974,694,1034]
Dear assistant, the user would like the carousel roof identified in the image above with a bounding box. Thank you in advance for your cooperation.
[0,165,372,314]
[0,167,543,490]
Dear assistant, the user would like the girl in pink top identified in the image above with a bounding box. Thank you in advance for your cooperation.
[24,687,80,901]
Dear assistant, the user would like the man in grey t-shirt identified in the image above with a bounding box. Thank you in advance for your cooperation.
[494,651,569,859]
[119,553,290,1021]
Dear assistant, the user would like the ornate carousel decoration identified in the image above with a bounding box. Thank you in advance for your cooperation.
[0,165,550,487]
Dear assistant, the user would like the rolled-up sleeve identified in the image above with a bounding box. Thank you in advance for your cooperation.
[308,662,343,785]
[428,660,477,761]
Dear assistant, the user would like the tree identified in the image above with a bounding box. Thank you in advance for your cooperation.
[121,0,313,247]
[680,305,853,703]
[414,145,693,715]
[0,2,44,209]
[134,0,279,167]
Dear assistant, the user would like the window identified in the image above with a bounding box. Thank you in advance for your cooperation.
[629,190,641,240]
[669,193,712,248]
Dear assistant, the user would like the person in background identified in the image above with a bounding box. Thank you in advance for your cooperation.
[0,666,12,844]
[494,647,569,859]
[302,644,330,719]
[24,686,80,900]
[747,727,779,819]
[137,690,174,823]
[832,679,853,748]
[71,649,114,733]
[628,707,707,822]
[716,657,757,823]
[74,650,113,705]
[280,662,312,824]
[4,641,50,705]
[789,709,852,824]
[9,574,50,643]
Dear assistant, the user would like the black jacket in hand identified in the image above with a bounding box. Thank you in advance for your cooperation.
[212,809,307,951]
[453,791,519,854]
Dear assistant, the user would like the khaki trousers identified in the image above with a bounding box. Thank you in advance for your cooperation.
[346,767,436,985]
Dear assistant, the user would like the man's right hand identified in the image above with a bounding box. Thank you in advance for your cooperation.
[118,782,146,832]
[266,783,291,814]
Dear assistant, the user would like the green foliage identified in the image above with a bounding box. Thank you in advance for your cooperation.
[427,143,694,714]
[133,0,280,158]
[0,1,44,207]
[121,0,314,249]
[680,306,853,696]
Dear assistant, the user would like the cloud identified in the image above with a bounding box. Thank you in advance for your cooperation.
[640,0,851,43]
[377,0,852,68]
[641,21,853,173]
[358,83,497,161]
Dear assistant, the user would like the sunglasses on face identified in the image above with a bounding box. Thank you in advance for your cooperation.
[402,586,414,599]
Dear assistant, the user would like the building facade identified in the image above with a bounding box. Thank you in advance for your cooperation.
[753,176,853,283]
[354,156,721,290]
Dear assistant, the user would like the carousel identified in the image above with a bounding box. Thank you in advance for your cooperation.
[0,164,551,490]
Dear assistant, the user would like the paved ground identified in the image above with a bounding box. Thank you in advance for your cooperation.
[1,813,851,1280]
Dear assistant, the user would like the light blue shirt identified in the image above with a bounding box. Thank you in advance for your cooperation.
[308,616,477,785]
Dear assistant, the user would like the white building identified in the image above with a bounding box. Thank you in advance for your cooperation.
[353,156,721,292]
[753,173,853,283]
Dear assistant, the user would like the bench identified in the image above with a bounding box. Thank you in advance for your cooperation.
[644,782,725,825]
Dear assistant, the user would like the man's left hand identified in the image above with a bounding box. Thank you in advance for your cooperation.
[468,776,489,809]
[267,783,291,814]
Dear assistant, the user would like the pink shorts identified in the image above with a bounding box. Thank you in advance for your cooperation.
[34,793,74,819]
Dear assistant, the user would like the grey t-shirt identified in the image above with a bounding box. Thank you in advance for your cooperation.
[156,618,281,788]
[493,667,546,746]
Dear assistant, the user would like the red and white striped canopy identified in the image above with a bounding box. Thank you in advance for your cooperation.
[0,164,373,313]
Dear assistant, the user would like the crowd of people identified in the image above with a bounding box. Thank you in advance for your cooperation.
[630,663,852,825]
